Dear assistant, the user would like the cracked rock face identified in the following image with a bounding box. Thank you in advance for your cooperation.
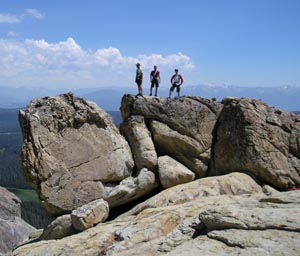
[211,97,300,190]
[19,93,134,215]
[120,95,222,177]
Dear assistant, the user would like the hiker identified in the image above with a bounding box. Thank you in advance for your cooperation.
[169,68,183,98]
[135,63,143,96]
[150,65,160,96]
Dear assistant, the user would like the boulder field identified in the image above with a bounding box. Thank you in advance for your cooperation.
[11,93,300,255]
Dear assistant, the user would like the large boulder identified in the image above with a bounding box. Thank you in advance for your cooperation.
[0,186,35,256]
[211,97,300,190]
[19,93,134,215]
[150,120,209,177]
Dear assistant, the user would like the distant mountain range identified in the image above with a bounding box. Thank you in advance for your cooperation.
[0,85,299,111]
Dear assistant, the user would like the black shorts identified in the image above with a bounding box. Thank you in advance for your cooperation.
[151,80,159,88]
[136,79,142,86]
[170,83,181,92]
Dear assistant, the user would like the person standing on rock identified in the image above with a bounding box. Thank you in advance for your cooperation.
[150,65,160,96]
[169,68,183,98]
[135,63,143,96]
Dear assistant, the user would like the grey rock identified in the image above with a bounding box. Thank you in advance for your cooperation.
[40,215,76,240]
[0,187,35,256]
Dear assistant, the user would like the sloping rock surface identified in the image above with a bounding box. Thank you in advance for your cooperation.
[0,186,35,256]
[19,93,134,215]
[13,189,300,256]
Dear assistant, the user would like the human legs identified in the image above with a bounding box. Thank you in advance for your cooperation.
[150,83,154,96]
[169,84,176,98]
[176,85,181,97]
[137,83,143,96]
[150,81,159,96]
[154,81,159,96]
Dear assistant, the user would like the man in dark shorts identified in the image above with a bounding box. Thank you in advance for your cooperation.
[135,63,143,96]
[169,68,183,98]
[150,65,160,96]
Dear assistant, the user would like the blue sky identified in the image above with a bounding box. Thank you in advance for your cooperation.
[0,0,299,89]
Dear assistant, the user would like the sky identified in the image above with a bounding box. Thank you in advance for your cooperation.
[0,0,299,90]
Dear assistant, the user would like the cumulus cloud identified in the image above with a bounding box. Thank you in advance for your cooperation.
[0,37,195,88]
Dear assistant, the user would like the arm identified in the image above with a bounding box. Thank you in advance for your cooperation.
[179,75,184,85]
[170,74,175,84]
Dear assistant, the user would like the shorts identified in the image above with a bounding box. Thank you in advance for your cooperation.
[136,79,142,86]
[151,80,159,88]
[170,83,181,93]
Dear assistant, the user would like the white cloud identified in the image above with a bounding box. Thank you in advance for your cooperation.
[0,14,21,24]
[0,9,44,24]
[24,9,45,19]
[0,38,195,89]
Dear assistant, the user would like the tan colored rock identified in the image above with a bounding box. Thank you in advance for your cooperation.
[13,191,300,256]
[120,115,158,171]
[121,94,222,156]
[150,120,209,177]
[211,97,300,190]
[104,168,159,207]
[19,93,134,215]
[163,230,300,256]
[198,204,300,231]
[158,156,195,188]
[262,185,279,195]
[120,172,263,217]
[71,199,109,231]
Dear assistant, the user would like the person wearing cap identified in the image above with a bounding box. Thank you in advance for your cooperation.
[169,69,183,98]
[150,65,160,96]
[135,63,143,96]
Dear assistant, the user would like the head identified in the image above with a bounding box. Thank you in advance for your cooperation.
[154,65,157,70]
[175,69,178,73]
[136,63,140,68]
